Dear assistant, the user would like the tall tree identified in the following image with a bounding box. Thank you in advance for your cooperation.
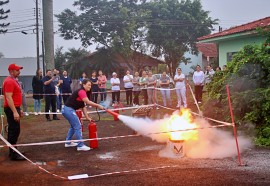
[54,46,66,72]
[145,0,217,76]
[0,0,10,34]
[56,0,148,70]
[64,47,89,79]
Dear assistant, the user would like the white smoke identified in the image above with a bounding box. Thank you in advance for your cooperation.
[118,114,252,159]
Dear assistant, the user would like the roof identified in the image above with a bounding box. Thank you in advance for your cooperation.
[198,16,270,41]
[0,57,43,76]
[196,43,217,57]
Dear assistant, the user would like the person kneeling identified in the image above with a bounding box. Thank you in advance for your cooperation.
[62,79,105,151]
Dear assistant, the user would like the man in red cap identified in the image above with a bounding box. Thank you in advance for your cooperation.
[2,63,26,160]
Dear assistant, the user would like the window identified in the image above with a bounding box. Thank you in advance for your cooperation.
[227,52,237,62]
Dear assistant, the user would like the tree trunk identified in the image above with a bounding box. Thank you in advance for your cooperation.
[42,0,54,70]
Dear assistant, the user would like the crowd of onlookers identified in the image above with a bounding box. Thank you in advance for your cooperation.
[18,64,227,120]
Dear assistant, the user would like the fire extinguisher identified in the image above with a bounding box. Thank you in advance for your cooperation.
[76,110,84,132]
[88,120,98,148]
[113,103,119,121]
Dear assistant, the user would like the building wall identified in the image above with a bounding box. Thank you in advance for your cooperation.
[219,35,267,67]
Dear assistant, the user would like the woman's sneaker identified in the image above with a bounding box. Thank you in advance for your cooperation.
[77,145,91,151]
[65,142,78,147]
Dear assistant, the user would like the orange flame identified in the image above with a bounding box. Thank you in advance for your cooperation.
[166,109,198,141]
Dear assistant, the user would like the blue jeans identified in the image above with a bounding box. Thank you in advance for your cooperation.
[62,106,84,147]
[160,88,171,107]
[57,91,62,110]
[34,99,41,112]
[99,88,107,102]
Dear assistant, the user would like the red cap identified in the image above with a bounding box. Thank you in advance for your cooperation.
[8,63,23,71]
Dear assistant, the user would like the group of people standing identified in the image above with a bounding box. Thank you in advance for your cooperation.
[81,69,188,109]
[32,68,72,121]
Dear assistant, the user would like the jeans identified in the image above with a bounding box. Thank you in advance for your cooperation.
[141,89,148,105]
[133,91,141,105]
[175,86,187,107]
[62,93,70,104]
[34,99,41,112]
[160,88,171,107]
[4,107,21,155]
[22,93,27,112]
[45,95,57,119]
[147,88,156,104]
[195,85,204,102]
[62,106,84,147]
[91,90,98,103]
[125,88,133,105]
[99,88,107,102]
[112,91,120,103]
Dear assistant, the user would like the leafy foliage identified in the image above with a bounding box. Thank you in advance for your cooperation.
[0,0,10,34]
[56,0,216,75]
[204,36,270,146]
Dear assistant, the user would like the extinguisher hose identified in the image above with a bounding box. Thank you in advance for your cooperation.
[92,107,101,122]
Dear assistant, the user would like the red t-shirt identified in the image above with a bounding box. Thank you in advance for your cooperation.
[76,89,87,101]
[3,76,22,107]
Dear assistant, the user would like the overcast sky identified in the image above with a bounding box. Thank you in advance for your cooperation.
[0,0,269,58]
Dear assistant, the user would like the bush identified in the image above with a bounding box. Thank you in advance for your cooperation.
[204,39,270,146]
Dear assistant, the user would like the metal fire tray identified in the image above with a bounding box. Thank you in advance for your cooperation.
[132,106,153,117]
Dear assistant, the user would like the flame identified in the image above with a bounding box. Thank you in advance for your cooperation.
[166,109,198,141]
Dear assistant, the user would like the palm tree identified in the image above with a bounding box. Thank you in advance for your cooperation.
[65,48,89,79]
[88,48,121,77]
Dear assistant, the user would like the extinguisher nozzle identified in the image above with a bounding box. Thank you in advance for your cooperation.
[106,109,119,118]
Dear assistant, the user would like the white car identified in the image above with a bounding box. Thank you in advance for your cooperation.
[153,74,175,88]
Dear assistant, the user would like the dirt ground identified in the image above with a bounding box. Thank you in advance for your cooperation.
[1,92,270,185]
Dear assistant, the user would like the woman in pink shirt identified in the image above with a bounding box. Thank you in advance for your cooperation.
[62,79,105,151]
[97,70,107,102]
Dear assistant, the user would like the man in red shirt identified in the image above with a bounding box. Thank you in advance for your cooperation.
[3,63,26,160]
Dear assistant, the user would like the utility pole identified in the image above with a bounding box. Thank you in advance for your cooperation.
[42,0,54,70]
[35,0,40,70]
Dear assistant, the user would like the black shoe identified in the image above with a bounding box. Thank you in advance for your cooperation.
[53,117,60,120]
[46,118,52,121]
[10,153,26,161]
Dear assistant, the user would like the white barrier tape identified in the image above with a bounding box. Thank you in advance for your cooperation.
[0,134,67,180]
[156,104,233,126]
[0,123,232,149]
[187,84,201,113]
[26,104,156,115]
[86,165,179,179]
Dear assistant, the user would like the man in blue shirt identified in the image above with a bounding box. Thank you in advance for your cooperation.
[42,70,60,121]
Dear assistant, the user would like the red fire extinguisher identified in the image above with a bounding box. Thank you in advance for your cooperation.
[88,120,98,148]
[113,103,119,121]
[76,110,84,132]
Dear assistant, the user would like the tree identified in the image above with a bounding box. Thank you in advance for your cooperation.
[0,0,10,34]
[64,48,89,79]
[145,0,217,77]
[54,46,66,72]
[56,0,148,70]
[0,51,4,58]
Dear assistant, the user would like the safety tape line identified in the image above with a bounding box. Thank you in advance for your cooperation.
[187,84,201,113]
[25,104,156,115]
[86,165,179,179]
[0,122,233,149]
[156,104,233,126]
[25,87,189,96]
[0,134,67,180]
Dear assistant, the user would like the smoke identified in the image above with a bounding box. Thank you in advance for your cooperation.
[118,114,252,159]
